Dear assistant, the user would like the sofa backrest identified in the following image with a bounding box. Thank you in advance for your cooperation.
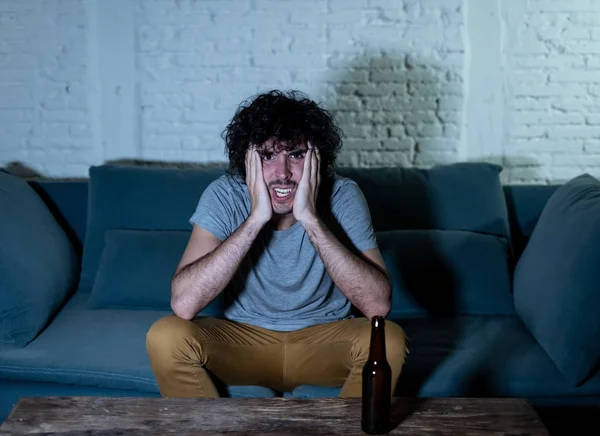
[31,168,554,247]
[27,164,560,319]
[29,182,559,260]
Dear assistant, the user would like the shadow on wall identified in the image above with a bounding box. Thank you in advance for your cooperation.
[325,51,459,169]
[324,50,546,183]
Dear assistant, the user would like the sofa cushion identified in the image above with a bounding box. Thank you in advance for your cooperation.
[377,229,514,317]
[400,316,600,398]
[502,184,560,258]
[3,296,600,401]
[78,165,225,295]
[28,180,89,249]
[337,162,509,237]
[0,170,79,347]
[87,229,223,315]
[513,174,600,386]
[0,293,276,398]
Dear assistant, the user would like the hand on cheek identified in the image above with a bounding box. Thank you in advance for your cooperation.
[293,141,320,223]
[246,146,272,225]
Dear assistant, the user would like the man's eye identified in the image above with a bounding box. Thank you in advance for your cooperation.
[290,153,305,160]
[261,154,274,161]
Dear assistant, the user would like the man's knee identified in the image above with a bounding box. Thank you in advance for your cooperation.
[384,320,408,367]
[146,314,201,362]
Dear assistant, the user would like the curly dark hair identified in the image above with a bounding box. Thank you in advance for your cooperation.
[222,90,343,180]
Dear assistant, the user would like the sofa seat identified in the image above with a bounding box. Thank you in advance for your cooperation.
[0,292,276,399]
[289,316,600,400]
[3,290,600,402]
[401,316,600,398]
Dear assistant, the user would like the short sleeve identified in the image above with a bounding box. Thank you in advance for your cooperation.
[330,179,378,253]
[189,178,235,241]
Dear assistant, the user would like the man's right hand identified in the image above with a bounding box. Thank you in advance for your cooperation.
[245,146,272,225]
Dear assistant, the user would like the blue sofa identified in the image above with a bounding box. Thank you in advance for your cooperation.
[1,162,599,434]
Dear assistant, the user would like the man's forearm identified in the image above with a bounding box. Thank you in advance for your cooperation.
[171,216,265,319]
[301,216,391,319]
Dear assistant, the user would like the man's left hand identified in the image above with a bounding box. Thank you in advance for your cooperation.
[293,141,321,224]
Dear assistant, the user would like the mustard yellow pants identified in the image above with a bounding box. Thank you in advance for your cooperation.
[146,315,408,398]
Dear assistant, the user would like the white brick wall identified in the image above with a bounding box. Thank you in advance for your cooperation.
[1,0,599,184]
[0,0,98,176]
[502,0,600,183]
[134,0,464,168]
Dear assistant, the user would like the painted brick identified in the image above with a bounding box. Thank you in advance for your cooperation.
[503,0,600,183]
[1,0,598,184]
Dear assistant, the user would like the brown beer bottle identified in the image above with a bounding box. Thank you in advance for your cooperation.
[361,315,391,435]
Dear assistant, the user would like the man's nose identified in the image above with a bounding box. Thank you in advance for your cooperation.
[275,156,292,180]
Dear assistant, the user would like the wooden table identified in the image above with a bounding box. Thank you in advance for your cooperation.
[0,396,549,435]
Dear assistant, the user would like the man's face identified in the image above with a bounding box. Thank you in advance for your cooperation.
[257,139,307,216]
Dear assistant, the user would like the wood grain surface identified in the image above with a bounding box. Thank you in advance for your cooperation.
[0,396,550,435]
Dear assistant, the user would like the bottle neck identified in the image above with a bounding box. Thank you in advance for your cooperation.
[368,316,387,360]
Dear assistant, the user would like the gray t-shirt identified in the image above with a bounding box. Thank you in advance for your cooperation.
[189,174,378,331]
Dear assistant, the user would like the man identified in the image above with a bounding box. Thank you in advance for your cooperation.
[146,90,407,398]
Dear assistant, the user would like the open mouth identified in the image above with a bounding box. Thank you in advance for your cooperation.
[272,187,294,199]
